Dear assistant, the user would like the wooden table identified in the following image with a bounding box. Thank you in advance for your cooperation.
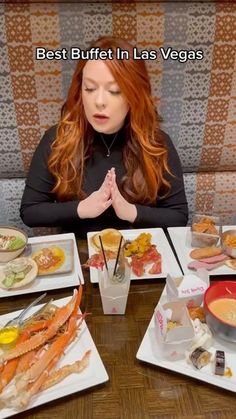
[1,240,236,419]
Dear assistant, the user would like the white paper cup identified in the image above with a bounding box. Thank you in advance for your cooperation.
[98,260,131,315]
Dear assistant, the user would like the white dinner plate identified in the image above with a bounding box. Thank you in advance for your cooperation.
[87,228,182,283]
[168,226,236,276]
[0,295,109,418]
[0,233,84,298]
[136,288,236,393]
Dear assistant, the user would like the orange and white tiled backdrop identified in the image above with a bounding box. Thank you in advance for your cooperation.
[0,3,235,232]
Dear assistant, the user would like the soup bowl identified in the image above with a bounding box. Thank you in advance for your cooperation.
[204,281,236,343]
[0,226,28,263]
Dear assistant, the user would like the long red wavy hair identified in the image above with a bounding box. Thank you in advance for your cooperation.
[48,36,172,204]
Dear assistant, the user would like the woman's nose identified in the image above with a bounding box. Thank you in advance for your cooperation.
[95,89,106,109]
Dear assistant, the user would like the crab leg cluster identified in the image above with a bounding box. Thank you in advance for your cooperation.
[0,286,91,410]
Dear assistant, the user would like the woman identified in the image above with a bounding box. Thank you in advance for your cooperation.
[20,36,188,238]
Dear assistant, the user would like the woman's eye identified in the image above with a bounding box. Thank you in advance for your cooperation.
[84,87,95,92]
[109,90,121,95]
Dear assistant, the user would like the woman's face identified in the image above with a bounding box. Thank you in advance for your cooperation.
[82,60,129,134]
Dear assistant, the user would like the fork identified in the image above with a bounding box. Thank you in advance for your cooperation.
[21,298,54,325]
[3,292,47,328]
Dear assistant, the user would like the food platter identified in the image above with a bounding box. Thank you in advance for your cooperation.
[136,288,236,393]
[168,226,236,276]
[0,233,84,298]
[87,228,182,283]
[0,296,109,419]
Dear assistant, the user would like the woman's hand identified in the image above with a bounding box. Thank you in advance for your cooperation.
[77,173,112,218]
[109,168,137,223]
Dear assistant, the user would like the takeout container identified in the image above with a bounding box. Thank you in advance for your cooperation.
[0,226,28,263]
[221,229,236,259]
[204,281,236,343]
[191,214,221,248]
[166,269,209,308]
[153,300,194,360]
[98,260,131,315]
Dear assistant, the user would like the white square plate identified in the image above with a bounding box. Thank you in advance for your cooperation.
[87,228,182,283]
[168,226,236,276]
[136,288,236,393]
[0,233,84,298]
[0,296,109,418]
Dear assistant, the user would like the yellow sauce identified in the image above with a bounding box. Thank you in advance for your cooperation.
[0,326,19,348]
[209,298,236,326]
[225,367,233,378]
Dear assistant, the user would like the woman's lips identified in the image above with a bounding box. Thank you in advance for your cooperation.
[93,114,109,124]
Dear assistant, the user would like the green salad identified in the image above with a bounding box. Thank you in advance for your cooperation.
[0,234,26,250]
[7,237,26,250]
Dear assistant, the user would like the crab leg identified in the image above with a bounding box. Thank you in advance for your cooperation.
[0,333,28,393]
[17,348,91,408]
[0,287,82,364]
[16,350,37,374]
[16,333,79,407]
[0,359,18,394]
[22,319,51,335]
[41,349,91,391]
[13,316,81,407]
[15,310,83,391]
[43,286,82,338]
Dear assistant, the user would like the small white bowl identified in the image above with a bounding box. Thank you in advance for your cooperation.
[0,226,28,263]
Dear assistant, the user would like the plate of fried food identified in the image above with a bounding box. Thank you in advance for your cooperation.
[0,288,108,418]
[86,228,182,283]
[191,214,221,248]
[168,225,236,276]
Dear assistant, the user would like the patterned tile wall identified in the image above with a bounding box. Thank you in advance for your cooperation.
[0,2,235,232]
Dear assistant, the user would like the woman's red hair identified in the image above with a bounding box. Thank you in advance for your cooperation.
[48,36,171,203]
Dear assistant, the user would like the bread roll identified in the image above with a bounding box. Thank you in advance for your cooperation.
[190,247,223,260]
[90,229,124,252]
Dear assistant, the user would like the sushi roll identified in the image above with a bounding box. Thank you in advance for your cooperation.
[215,350,225,376]
[190,347,211,369]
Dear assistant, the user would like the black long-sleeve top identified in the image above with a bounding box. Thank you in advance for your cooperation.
[20,125,188,238]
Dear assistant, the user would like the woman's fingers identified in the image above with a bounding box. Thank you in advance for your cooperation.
[100,173,111,192]
[111,186,118,201]
[104,198,112,208]
[104,191,111,199]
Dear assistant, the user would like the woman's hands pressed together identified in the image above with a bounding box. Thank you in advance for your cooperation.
[77,167,137,223]
[109,167,137,223]
[77,173,112,218]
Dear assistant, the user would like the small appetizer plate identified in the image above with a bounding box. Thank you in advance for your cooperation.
[136,288,236,393]
[0,257,38,289]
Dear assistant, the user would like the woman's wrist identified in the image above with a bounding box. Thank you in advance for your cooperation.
[127,204,137,223]
[77,201,86,219]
